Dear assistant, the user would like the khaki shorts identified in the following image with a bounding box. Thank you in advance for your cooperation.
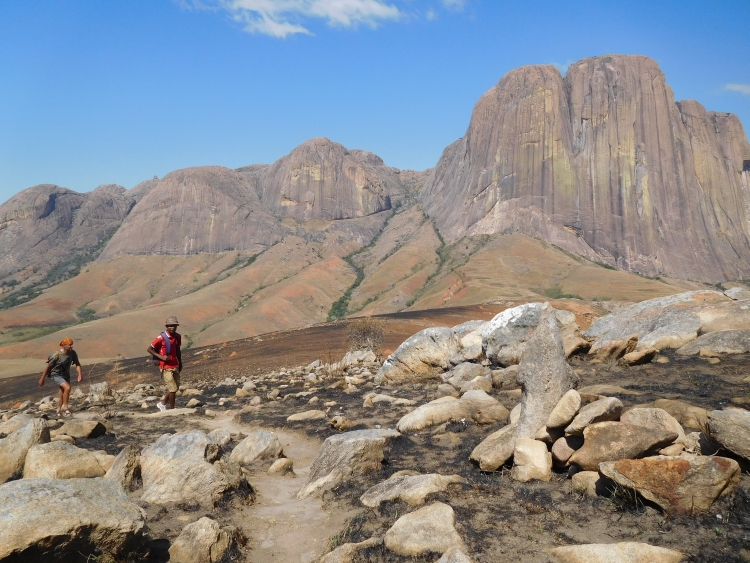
[161,368,181,393]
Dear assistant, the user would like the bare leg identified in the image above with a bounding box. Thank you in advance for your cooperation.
[57,386,64,414]
[60,381,71,411]
[166,391,176,409]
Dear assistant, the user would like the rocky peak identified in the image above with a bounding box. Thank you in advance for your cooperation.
[420,54,750,282]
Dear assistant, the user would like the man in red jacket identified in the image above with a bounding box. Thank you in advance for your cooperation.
[146,316,183,411]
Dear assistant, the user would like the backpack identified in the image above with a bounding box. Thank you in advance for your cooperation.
[152,332,172,366]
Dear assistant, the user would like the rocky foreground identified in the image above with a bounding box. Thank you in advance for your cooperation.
[1,290,750,562]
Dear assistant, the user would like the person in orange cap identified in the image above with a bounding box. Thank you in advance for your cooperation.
[39,337,83,417]
[147,316,183,411]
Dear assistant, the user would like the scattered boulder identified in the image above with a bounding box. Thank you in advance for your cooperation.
[0,419,50,484]
[565,397,623,436]
[437,384,460,398]
[375,327,461,384]
[546,390,581,429]
[571,471,603,497]
[676,330,750,356]
[653,399,707,431]
[551,436,583,466]
[23,441,106,479]
[287,410,327,422]
[396,391,508,433]
[568,422,678,471]
[491,365,519,390]
[105,445,141,490]
[267,458,295,476]
[443,362,490,388]
[319,536,382,563]
[548,542,683,563]
[207,428,232,447]
[599,455,740,514]
[140,430,246,505]
[50,419,107,440]
[470,422,518,471]
[330,415,353,431]
[384,502,465,557]
[459,376,492,394]
[437,547,474,563]
[360,473,466,507]
[707,409,750,460]
[0,414,33,437]
[620,408,687,445]
[89,381,113,403]
[169,516,235,563]
[515,304,579,439]
[229,430,283,465]
[482,303,543,366]
[0,478,147,562]
[510,438,552,482]
[298,429,401,499]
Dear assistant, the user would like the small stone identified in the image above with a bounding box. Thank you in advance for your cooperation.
[384,502,465,556]
[267,458,295,476]
[510,438,552,482]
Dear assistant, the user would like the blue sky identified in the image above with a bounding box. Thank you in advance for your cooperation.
[1,0,748,204]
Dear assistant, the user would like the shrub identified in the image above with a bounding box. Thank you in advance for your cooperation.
[347,317,385,353]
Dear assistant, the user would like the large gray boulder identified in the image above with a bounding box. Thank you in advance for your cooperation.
[297,429,401,499]
[140,430,246,505]
[229,430,283,465]
[384,502,465,557]
[707,409,750,460]
[599,454,740,514]
[375,327,461,384]
[169,516,235,563]
[0,419,50,484]
[676,330,750,356]
[585,291,727,355]
[360,473,466,507]
[105,445,141,490]
[0,478,147,562]
[23,441,106,479]
[548,542,683,563]
[482,303,543,366]
[515,304,579,439]
[396,391,508,433]
[0,414,32,437]
[568,422,677,471]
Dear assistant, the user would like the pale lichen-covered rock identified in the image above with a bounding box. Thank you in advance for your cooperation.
[515,304,579,439]
[620,408,687,445]
[23,441,106,479]
[599,455,740,514]
[676,330,750,356]
[653,399,707,431]
[443,362,490,388]
[0,419,50,484]
[565,397,623,436]
[360,473,466,507]
[510,438,552,482]
[0,477,147,562]
[0,414,33,437]
[169,516,235,563]
[50,419,107,440]
[568,422,677,471]
[140,430,247,505]
[396,390,508,432]
[384,502,465,557]
[375,327,461,384]
[287,410,327,422]
[470,422,518,471]
[482,303,543,366]
[297,429,400,499]
[548,542,683,563]
[707,409,750,460]
[229,430,282,465]
[105,445,141,491]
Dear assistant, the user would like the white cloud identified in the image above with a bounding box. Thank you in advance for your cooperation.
[442,0,466,9]
[426,8,436,20]
[197,0,402,37]
[726,84,750,95]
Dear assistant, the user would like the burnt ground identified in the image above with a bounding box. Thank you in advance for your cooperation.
[3,302,750,562]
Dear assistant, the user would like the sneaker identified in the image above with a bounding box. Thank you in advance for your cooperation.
[157,402,167,412]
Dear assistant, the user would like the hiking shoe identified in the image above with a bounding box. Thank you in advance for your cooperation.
[157,402,167,412]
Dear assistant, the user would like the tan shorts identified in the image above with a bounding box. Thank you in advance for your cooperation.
[161,368,181,393]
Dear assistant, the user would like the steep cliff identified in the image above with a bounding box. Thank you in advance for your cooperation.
[258,137,402,220]
[0,184,134,285]
[99,166,284,259]
[420,55,750,282]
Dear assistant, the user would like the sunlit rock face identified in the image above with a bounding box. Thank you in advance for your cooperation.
[258,137,402,221]
[100,166,284,258]
[0,183,134,280]
[420,54,750,282]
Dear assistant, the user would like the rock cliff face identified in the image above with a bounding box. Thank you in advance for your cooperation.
[258,138,402,220]
[99,166,284,259]
[0,184,134,282]
[420,55,750,282]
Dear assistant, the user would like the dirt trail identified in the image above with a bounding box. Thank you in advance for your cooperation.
[199,413,355,563]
